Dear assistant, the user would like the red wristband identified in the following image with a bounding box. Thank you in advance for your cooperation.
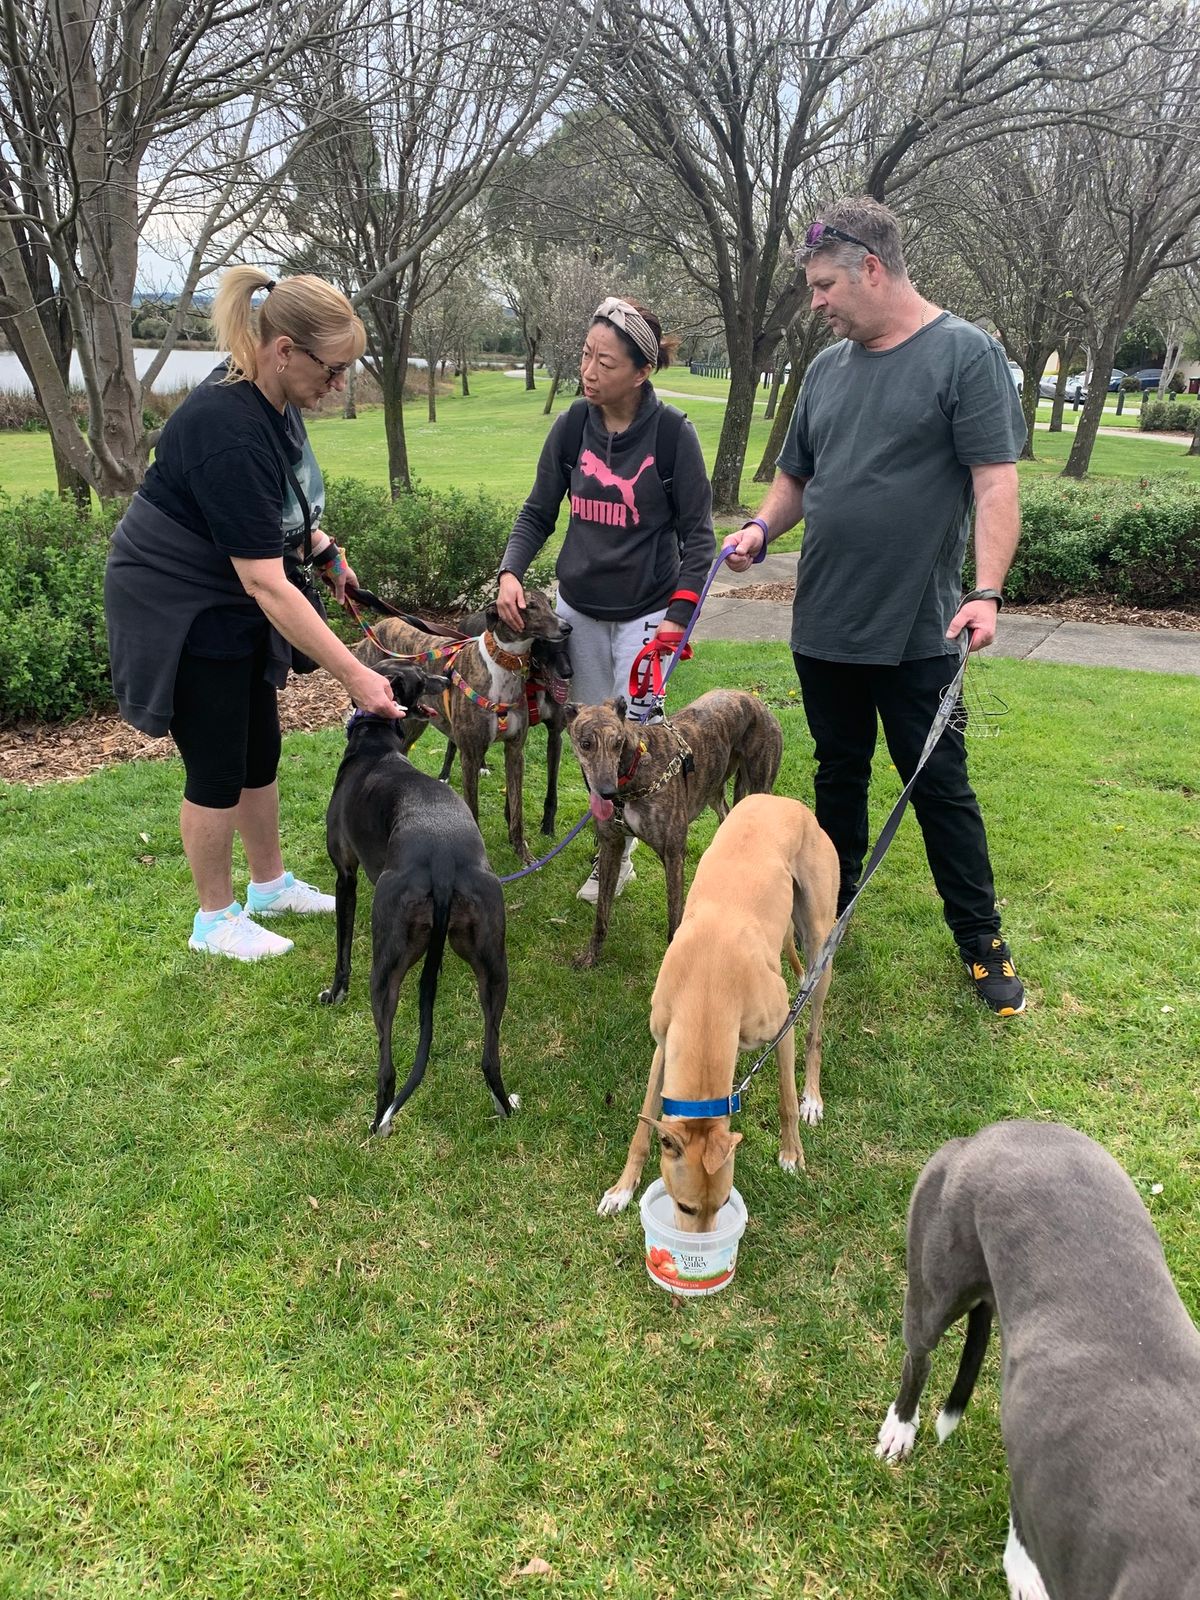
[671,589,700,605]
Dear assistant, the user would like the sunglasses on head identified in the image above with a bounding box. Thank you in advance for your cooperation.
[295,345,352,383]
[802,221,874,255]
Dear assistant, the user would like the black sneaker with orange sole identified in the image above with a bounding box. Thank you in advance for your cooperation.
[960,933,1026,1016]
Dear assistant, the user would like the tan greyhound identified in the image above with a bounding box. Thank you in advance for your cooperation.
[597,793,840,1231]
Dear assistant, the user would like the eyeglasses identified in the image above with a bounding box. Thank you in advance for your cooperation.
[295,346,352,383]
[801,221,874,255]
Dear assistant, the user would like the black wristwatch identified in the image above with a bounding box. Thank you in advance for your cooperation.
[963,587,1004,610]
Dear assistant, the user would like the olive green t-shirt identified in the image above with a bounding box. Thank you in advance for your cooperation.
[778,313,1026,664]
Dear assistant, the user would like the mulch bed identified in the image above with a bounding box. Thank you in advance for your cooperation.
[3,592,1197,789]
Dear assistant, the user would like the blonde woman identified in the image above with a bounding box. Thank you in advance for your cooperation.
[105,269,400,962]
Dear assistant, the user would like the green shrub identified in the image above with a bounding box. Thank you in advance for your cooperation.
[1120,375,1143,394]
[323,477,555,614]
[1140,398,1198,433]
[1004,477,1200,606]
[0,494,120,723]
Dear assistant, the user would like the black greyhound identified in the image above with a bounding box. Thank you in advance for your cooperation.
[320,664,516,1134]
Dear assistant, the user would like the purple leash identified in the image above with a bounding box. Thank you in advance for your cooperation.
[497,543,743,884]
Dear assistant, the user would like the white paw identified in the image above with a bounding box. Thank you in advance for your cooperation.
[799,1093,824,1126]
[597,1186,633,1216]
[1004,1518,1051,1600]
[508,1092,521,1111]
[875,1402,918,1462]
[778,1154,802,1174]
[375,1106,395,1138]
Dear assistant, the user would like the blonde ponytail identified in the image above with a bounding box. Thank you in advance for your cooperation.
[211,268,367,384]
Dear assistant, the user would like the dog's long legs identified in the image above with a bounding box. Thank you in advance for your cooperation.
[459,750,482,823]
[792,876,837,1126]
[663,847,687,944]
[775,1027,805,1174]
[437,739,457,782]
[449,890,515,1116]
[876,1344,932,1462]
[541,726,561,836]
[597,1043,666,1215]
[320,864,358,1005]
[576,829,625,968]
[503,737,531,864]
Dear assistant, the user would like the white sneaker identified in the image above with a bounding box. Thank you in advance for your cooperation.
[247,871,336,917]
[188,903,294,962]
[576,853,637,904]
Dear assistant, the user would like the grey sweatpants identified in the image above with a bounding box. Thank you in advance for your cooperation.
[555,594,667,714]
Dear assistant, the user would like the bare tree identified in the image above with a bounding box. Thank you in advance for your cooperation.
[0,0,359,499]
[277,0,598,493]
[568,0,1132,510]
[1058,36,1200,476]
[529,248,621,413]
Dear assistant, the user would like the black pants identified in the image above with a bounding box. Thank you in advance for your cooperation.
[793,652,1001,947]
[170,648,281,809]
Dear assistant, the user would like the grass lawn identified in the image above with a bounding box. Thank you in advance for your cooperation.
[3,370,1197,506]
[1,646,1198,1598]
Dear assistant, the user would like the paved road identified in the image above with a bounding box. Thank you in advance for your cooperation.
[691,555,1200,677]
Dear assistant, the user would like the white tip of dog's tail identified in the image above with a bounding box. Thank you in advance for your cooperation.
[936,1408,962,1443]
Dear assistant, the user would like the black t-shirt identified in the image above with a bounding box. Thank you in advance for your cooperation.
[140,366,320,657]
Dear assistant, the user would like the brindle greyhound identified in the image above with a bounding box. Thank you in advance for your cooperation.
[354,589,569,863]
[565,689,783,967]
[435,609,573,838]
[320,664,516,1134]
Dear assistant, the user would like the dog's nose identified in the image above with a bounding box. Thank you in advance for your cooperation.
[598,786,617,801]
[558,621,572,636]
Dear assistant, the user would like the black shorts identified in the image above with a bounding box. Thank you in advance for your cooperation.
[169,648,281,808]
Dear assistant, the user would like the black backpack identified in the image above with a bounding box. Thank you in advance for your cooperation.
[558,396,687,537]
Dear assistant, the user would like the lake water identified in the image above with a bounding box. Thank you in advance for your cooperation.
[0,348,424,394]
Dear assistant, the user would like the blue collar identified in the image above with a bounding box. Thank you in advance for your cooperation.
[660,1092,741,1119]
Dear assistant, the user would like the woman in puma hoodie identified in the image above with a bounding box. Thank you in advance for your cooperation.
[497,296,716,900]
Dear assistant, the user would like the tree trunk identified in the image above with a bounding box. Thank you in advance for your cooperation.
[343,363,358,420]
[710,331,758,512]
[754,363,801,483]
[427,361,437,423]
[524,325,538,390]
[1047,341,1078,434]
[763,367,784,422]
[1018,343,1054,460]
[1062,325,1121,478]
[460,349,470,397]
[542,370,561,416]
[1189,412,1199,456]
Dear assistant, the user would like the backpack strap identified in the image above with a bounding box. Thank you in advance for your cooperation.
[656,403,685,520]
[558,396,590,483]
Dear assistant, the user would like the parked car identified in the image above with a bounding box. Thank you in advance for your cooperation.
[1038,373,1087,401]
[1133,367,1164,391]
[1006,359,1024,392]
[1105,368,1127,392]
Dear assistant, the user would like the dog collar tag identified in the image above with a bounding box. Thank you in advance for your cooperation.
[661,1093,741,1119]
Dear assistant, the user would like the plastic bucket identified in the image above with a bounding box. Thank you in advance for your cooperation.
[639,1179,748,1297]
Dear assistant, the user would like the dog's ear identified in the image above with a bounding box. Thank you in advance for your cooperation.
[701,1128,743,1176]
[613,695,628,720]
[640,1114,689,1160]
[484,602,501,633]
[564,702,581,724]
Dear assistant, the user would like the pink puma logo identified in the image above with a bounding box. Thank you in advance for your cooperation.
[578,451,656,526]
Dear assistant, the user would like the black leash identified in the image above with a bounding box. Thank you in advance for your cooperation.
[732,632,974,1104]
[343,582,471,640]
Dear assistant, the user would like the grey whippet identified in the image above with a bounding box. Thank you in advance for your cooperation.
[876,1119,1200,1600]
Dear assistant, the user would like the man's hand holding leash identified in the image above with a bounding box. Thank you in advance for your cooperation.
[497,571,526,632]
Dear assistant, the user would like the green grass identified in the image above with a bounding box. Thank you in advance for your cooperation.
[3,369,1197,505]
[2,647,1198,1598]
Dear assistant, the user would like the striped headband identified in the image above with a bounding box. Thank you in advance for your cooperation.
[593,296,659,368]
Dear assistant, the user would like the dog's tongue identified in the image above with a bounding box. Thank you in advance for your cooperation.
[589,792,614,822]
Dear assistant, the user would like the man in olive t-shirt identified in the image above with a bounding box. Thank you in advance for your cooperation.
[725,196,1026,1017]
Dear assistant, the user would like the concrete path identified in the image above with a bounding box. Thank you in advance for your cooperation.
[692,553,1200,677]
